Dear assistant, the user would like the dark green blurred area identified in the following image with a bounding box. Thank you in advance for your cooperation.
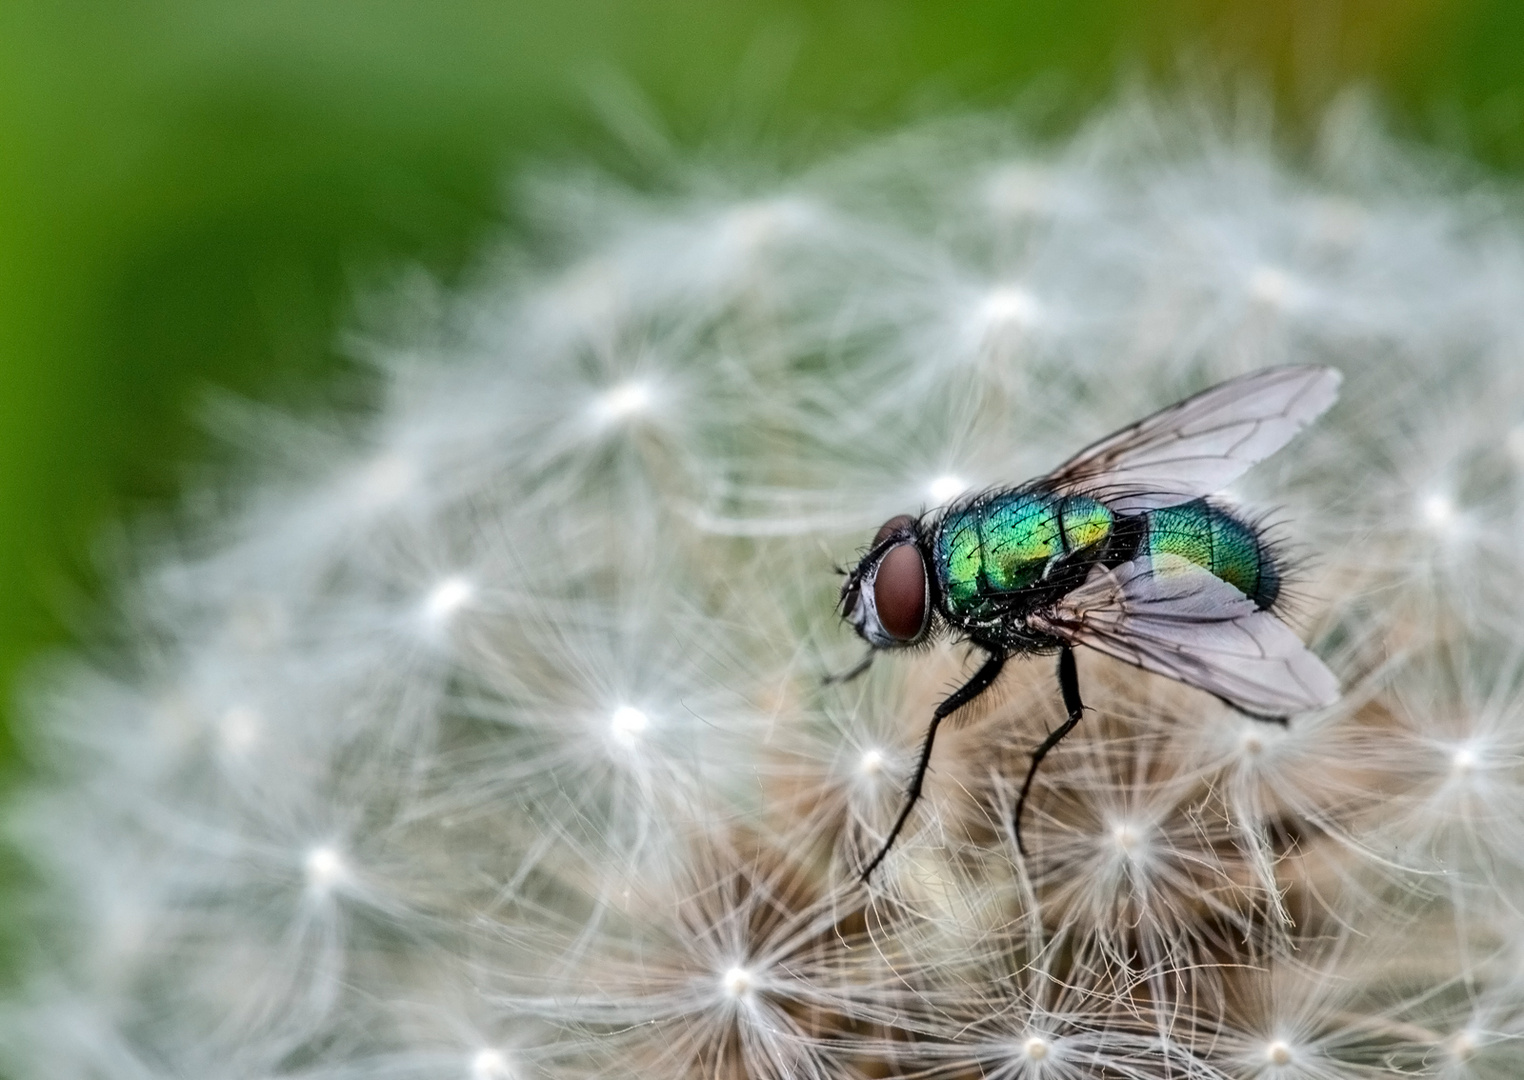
[0,0,1521,778]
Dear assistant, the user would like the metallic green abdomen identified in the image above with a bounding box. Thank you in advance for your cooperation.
[1143,501,1279,609]
[936,491,1115,618]
[935,492,1279,622]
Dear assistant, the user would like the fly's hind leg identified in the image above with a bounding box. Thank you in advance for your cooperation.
[1012,646,1085,857]
[859,649,1007,883]
[1212,693,1291,727]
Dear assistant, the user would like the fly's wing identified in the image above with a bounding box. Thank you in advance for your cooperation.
[1029,554,1340,716]
[1043,366,1341,514]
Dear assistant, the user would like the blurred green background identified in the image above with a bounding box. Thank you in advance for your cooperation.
[0,0,1521,779]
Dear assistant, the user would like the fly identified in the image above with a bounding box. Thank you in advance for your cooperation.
[837,365,1342,880]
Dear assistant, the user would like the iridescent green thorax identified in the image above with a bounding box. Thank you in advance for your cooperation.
[933,492,1280,624]
[1143,500,1279,609]
[935,491,1115,619]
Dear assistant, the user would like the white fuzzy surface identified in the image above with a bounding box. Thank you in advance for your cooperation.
[8,98,1524,1077]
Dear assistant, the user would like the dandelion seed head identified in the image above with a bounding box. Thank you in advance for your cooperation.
[14,99,1524,1080]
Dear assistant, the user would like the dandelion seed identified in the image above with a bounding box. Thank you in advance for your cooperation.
[218,705,261,754]
[552,257,625,329]
[1421,491,1456,529]
[928,475,969,503]
[719,197,814,255]
[1021,1035,1051,1061]
[1261,1041,1298,1066]
[609,705,650,746]
[858,748,885,776]
[720,965,755,1000]
[304,845,347,893]
[148,693,200,755]
[471,1048,515,1080]
[985,163,1054,218]
[978,284,1042,333]
[1263,1038,1295,1066]
[228,595,285,652]
[1110,819,1148,857]
[1248,265,1297,308]
[422,575,475,628]
[592,380,654,425]
[353,451,418,509]
[1451,742,1479,775]
[1506,424,1524,465]
[1312,196,1366,249]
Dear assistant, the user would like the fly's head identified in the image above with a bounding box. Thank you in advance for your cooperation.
[840,514,933,649]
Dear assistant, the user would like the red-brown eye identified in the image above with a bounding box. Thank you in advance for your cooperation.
[873,514,917,548]
[874,543,928,641]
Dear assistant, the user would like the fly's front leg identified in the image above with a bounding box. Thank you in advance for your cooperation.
[1012,645,1084,857]
[859,649,1008,883]
[824,650,875,686]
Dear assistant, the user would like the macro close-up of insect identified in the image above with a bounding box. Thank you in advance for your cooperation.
[839,366,1343,880]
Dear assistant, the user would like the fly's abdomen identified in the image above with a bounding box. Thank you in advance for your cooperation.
[1142,500,1280,609]
[936,491,1114,619]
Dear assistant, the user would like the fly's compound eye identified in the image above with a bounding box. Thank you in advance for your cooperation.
[873,514,918,548]
[873,542,929,642]
[842,514,926,647]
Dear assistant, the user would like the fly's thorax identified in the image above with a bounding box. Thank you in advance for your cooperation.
[933,489,1115,621]
[1141,500,1280,609]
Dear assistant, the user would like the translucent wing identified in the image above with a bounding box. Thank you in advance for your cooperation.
[1029,554,1339,716]
[1042,366,1340,514]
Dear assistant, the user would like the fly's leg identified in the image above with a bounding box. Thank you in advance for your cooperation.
[1012,646,1084,857]
[1213,693,1291,726]
[860,650,1007,883]
[824,650,875,686]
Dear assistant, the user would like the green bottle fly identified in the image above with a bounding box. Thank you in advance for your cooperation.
[836,366,1342,878]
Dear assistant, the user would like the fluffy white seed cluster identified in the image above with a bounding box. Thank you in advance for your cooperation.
[9,97,1524,1078]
